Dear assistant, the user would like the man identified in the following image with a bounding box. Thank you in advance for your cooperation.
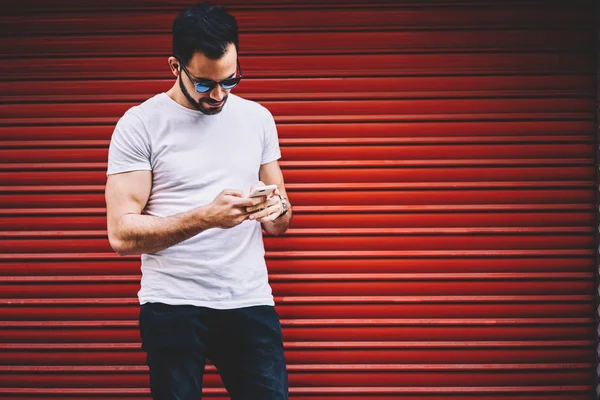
[104,3,291,399]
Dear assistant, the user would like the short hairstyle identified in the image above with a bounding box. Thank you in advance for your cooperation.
[172,2,239,65]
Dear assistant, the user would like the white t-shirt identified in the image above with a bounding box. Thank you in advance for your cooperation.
[106,92,281,309]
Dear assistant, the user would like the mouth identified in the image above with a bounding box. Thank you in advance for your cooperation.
[205,99,224,107]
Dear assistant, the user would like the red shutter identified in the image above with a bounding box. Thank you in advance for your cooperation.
[1,1,598,399]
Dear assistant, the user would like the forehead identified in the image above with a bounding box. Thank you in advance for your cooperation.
[186,43,238,80]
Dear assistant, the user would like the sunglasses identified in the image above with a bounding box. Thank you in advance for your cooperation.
[176,58,243,93]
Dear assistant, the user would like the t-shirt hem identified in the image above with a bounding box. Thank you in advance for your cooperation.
[106,165,152,176]
[138,296,275,310]
[260,154,281,165]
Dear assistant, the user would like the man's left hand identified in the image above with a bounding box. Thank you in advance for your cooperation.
[246,183,282,223]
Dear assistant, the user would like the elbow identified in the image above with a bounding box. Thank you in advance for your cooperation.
[271,228,287,237]
[108,235,136,256]
[263,224,289,237]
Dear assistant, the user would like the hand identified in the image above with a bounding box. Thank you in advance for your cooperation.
[205,189,267,229]
[246,183,282,223]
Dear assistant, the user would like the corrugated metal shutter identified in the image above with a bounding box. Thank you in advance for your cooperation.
[1,0,598,399]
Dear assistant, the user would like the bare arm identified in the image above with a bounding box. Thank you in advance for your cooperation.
[246,160,292,236]
[105,170,266,256]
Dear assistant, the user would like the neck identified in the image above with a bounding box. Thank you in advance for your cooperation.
[166,82,196,111]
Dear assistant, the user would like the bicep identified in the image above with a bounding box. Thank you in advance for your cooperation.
[259,160,288,198]
[105,170,152,237]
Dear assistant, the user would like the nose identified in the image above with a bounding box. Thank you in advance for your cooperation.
[209,84,226,102]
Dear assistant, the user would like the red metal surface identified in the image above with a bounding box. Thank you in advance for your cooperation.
[1,0,598,398]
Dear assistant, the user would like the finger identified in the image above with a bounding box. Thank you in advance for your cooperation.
[256,208,280,223]
[222,189,244,198]
[250,196,268,206]
[249,203,278,221]
[263,187,279,200]
[245,200,270,213]
[236,196,267,208]
[248,195,278,212]
[246,202,268,215]
[256,198,283,222]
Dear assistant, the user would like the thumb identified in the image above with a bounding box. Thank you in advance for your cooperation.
[249,181,266,192]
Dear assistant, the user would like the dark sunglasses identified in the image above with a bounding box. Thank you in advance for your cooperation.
[176,58,243,93]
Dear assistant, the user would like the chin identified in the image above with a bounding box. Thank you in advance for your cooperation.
[201,105,223,115]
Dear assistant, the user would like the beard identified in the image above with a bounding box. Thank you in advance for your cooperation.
[179,77,228,115]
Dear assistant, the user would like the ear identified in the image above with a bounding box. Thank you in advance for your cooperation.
[167,56,180,78]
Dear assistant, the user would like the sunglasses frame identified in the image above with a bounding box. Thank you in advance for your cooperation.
[176,58,243,93]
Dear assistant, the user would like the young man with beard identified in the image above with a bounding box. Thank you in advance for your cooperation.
[104,3,291,399]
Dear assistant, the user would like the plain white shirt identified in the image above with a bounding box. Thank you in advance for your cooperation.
[106,92,281,309]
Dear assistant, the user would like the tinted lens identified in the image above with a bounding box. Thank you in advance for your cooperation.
[194,77,241,93]
[194,81,215,93]
[220,77,241,90]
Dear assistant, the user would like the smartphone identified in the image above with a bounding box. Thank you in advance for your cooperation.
[247,184,278,198]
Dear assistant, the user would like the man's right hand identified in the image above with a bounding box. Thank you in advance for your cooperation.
[205,189,267,229]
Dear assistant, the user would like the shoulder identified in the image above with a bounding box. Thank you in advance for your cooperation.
[115,93,165,131]
[228,94,273,121]
[120,93,164,121]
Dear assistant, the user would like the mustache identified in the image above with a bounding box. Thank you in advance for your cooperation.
[202,97,225,104]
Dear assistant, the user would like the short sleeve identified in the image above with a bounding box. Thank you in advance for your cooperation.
[261,108,281,165]
[106,110,152,176]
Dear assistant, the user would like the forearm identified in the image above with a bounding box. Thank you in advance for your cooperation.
[110,206,212,256]
[262,206,292,236]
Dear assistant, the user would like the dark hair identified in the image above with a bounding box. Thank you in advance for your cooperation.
[172,2,239,65]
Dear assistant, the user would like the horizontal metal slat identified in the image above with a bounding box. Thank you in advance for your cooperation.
[1,339,594,349]
[0,136,596,148]
[1,114,594,125]
[0,297,594,320]
[1,317,594,326]
[3,30,594,58]
[0,395,589,400]
[0,166,595,187]
[1,295,591,304]
[1,54,594,81]
[0,76,594,101]
[1,226,596,236]
[1,90,594,103]
[4,183,592,192]
[0,136,596,149]
[0,322,593,343]
[0,146,595,163]
[0,120,594,141]
[1,159,596,171]
[4,0,463,12]
[0,385,593,396]
[1,272,595,281]
[0,256,592,276]
[0,363,594,371]
[2,345,594,366]
[0,189,595,208]
[0,250,594,259]
[0,369,593,388]
[0,397,591,400]
[2,213,594,230]
[0,204,595,214]
[0,99,593,119]
[0,7,593,35]
[0,235,594,253]
[0,280,593,298]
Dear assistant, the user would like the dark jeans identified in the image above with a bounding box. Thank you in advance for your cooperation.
[139,302,288,400]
